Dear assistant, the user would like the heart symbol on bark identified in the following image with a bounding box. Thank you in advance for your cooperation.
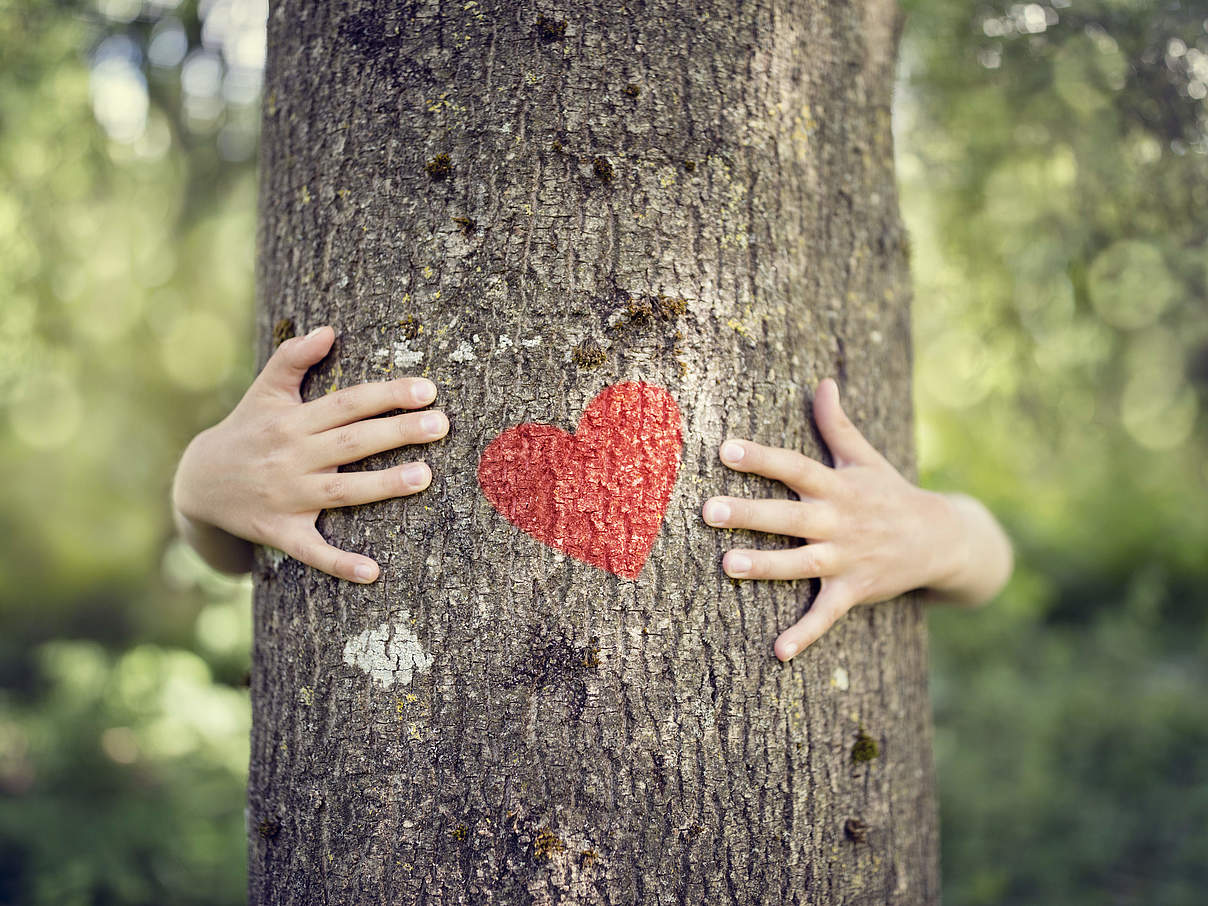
[477,382,683,579]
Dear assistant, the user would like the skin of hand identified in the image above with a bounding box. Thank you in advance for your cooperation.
[702,378,1013,661]
[171,325,448,584]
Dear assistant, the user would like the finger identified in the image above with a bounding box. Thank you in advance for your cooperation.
[719,439,835,497]
[300,462,432,510]
[722,542,839,580]
[298,377,438,433]
[702,496,835,540]
[306,409,449,468]
[285,526,380,584]
[254,326,335,400]
[774,580,854,660]
[813,379,885,468]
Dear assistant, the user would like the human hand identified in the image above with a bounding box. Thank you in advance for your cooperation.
[171,325,448,584]
[702,379,1011,660]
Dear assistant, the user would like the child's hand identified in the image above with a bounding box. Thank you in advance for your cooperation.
[702,379,1012,660]
[171,326,448,584]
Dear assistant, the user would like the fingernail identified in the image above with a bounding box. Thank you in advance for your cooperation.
[727,552,752,575]
[412,379,437,404]
[720,441,745,464]
[780,641,799,660]
[354,564,377,582]
[305,326,325,339]
[403,463,430,486]
[703,499,731,525]
[421,412,446,435]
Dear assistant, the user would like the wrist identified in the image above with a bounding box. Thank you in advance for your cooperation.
[919,489,973,598]
[923,492,1012,606]
[171,428,211,525]
[171,430,255,575]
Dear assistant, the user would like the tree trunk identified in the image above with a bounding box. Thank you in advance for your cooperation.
[250,1,936,903]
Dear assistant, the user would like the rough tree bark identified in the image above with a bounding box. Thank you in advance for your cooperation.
[250,1,936,903]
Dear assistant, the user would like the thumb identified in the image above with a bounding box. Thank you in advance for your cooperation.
[254,325,334,399]
[774,579,853,660]
[813,378,883,468]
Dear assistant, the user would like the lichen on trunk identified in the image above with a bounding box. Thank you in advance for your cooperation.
[250,1,937,903]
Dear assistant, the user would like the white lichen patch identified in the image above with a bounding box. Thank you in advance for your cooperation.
[831,666,850,692]
[520,336,542,348]
[449,340,477,363]
[391,341,424,369]
[343,613,432,688]
[261,545,288,570]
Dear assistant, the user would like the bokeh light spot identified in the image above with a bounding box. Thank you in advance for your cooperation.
[1087,240,1178,330]
[96,0,141,23]
[90,52,148,144]
[9,369,83,450]
[100,726,139,764]
[160,310,235,390]
[196,601,250,656]
[1053,35,1126,115]
[1122,375,1198,451]
[921,327,997,409]
[148,18,188,68]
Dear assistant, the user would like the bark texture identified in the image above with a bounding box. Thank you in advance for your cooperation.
[250,1,937,903]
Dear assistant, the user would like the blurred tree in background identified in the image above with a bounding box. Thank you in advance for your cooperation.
[0,0,1204,904]
[1,1,259,902]
[900,1,1208,902]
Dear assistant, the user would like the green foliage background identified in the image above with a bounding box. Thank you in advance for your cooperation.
[1,1,1205,903]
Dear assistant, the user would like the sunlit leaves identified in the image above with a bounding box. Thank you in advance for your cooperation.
[900,0,1207,477]
[0,637,249,904]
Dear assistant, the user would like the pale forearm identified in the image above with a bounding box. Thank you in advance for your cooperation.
[925,492,1013,606]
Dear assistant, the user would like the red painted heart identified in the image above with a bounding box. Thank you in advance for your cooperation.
[477,382,683,579]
